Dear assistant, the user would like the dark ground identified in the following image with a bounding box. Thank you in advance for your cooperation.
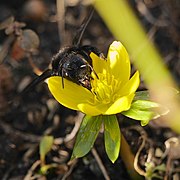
[0,0,180,179]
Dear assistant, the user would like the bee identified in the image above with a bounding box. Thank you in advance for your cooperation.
[22,8,104,93]
[50,44,102,90]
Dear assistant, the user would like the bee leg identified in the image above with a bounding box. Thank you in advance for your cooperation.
[88,64,99,79]
[61,71,65,89]
[79,57,99,79]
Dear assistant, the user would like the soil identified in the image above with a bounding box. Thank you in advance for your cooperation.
[0,0,180,180]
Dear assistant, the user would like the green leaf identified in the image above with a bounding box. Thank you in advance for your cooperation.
[122,99,169,126]
[71,115,103,159]
[131,100,160,109]
[40,135,54,164]
[122,108,155,126]
[104,115,121,163]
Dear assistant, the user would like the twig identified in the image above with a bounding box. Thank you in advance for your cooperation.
[56,0,66,46]
[23,143,39,162]
[0,121,41,142]
[24,160,41,180]
[91,147,110,180]
[61,159,78,180]
[133,135,146,176]
[125,126,147,176]
[136,0,168,27]
[0,34,15,64]
[64,113,83,143]
[2,165,15,180]
[54,112,83,145]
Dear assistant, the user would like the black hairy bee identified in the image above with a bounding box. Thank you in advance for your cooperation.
[22,8,104,93]
[50,44,102,90]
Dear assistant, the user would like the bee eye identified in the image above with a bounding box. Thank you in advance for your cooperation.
[80,65,87,69]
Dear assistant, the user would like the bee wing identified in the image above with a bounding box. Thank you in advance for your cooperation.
[9,69,52,106]
[20,69,52,95]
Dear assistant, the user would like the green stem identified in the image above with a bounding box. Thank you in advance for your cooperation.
[120,134,143,180]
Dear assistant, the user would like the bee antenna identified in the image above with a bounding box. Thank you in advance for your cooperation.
[72,8,94,46]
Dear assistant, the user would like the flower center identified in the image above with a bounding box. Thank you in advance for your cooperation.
[91,73,121,104]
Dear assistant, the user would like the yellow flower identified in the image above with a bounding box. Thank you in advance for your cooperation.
[47,41,140,116]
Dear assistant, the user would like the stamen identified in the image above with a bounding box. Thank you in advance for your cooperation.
[91,72,120,104]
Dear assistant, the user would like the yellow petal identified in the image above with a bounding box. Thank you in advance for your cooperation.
[92,93,135,115]
[107,41,130,82]
[118,71,140,96]
[47,76,94,111]
[78,103,103,116]
[90,52,110,75]
[104,93,135,114]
